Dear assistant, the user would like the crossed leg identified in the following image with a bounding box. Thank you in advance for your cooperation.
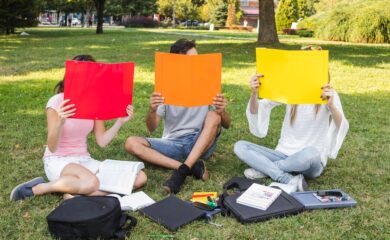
[125,111,221,173]
[32,163,147,197]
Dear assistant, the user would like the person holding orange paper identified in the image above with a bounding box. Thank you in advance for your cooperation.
[234,46,349,192]
[125,39,231,194]
[10,55,147,201]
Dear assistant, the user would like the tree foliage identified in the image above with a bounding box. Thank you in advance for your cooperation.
[0,0,41,34]
[275,0,299,31]
[297,0,316,19]
[157,0,200,20]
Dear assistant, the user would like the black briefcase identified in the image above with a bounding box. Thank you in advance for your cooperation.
[219,177,304,223]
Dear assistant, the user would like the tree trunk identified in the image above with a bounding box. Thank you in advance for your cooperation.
[94,0,105,34]
[257,0,279,44]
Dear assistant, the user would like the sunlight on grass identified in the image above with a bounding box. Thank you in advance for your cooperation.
[0,28,389,240]
[0,68,64,82]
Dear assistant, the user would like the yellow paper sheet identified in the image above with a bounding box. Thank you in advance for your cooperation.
[256,48,328,104]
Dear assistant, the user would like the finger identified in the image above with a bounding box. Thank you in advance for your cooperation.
[62,112,76,118]
[58,99,71,108]
[152,92,161,97]
[256,73,264,78]
[321,83,332,89]
[152,100,164,105]
[60,104,75,112]
[62,108,76,115]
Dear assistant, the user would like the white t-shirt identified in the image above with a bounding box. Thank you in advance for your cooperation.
[246,92,349,166]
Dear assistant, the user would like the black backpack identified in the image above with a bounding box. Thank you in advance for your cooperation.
[47,196,137,240]
[219,177,304,223]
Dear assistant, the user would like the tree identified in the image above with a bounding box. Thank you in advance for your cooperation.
[275,0,298,31]
[93,0,105,33]
[210,0,227,26]
[157,0,200,21]
[297,0,316,19]
[257,0,279,43]
[0,0,41,34]
[225,0,236,27]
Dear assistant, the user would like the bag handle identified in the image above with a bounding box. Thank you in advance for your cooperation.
[114,214,137,239]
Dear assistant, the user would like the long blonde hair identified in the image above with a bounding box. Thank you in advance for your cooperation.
[290,104,321,125]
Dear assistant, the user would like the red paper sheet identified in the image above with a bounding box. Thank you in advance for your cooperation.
[64,60,134,120]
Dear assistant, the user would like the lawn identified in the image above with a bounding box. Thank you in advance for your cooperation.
[0,27,389,239]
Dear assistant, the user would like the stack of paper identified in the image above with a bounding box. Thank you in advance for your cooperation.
[236,183,282,210]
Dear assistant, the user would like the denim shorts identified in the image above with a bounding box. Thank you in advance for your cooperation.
[145,129,220,162]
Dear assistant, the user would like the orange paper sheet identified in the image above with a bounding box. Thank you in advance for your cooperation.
[155,52,222,107]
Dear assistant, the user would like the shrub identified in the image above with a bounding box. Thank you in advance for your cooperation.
[282,28,298,35]
[220,25,253,32]
[297,29,314,37]
[301,0,390,43]
[123,16,159,28]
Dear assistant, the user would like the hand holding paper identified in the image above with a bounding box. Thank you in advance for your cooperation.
[149,92,165,112]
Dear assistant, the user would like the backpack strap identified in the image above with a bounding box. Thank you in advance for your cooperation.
[114,214,137,239]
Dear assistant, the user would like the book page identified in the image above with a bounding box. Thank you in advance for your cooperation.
[120,191,156,211]
[96,160,144,195]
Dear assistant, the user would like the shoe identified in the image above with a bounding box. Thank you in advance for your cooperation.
[288,174,308,192]
[244,168,268,179]
[10,177,46,201]
[191,160,209,180]
[162,164,191,194]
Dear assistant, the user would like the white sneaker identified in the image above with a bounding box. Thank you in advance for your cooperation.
[288,174,308,192]
[244,168,267,179]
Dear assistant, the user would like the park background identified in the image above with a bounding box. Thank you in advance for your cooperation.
[1,0,389,239]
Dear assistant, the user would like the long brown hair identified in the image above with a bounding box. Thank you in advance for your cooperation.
[54,54,96,93]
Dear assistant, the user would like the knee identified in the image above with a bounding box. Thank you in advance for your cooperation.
[133,171,147,189]
[234,140,248,158]
[125,137,144,155]
[303,147,321,163]
[204,111,221,129]
[79,176,100,194]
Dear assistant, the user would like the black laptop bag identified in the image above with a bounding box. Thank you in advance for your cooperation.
[219,177,304,224]
[47,196,137,240]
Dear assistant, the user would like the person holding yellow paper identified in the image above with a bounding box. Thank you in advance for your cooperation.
[125,39,231,194]
[234,50,349,191]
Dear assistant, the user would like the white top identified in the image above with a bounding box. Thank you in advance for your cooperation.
[246,92,349,166]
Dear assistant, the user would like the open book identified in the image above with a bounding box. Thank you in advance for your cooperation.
[236,183,282,211]
[109,191,155,211]
[96,160,144,195]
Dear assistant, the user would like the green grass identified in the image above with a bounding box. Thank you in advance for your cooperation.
[1,27,389,239]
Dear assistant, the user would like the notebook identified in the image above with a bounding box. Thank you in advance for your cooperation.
[291,189,357,209]
[140,195,206,231]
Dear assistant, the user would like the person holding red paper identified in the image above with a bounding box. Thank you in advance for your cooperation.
[125,39,231,194]
[10,55,147,201]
